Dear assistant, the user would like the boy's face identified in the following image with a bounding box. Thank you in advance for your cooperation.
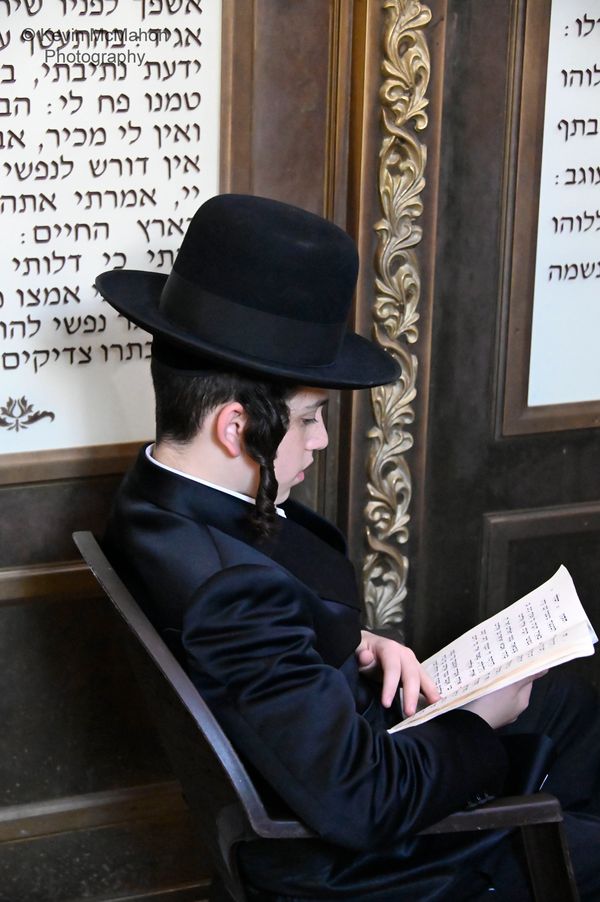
[274,387,329,503]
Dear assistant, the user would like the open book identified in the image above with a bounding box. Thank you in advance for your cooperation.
[390,565,597,733]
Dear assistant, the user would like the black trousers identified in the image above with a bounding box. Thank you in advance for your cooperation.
[475,669,600,900]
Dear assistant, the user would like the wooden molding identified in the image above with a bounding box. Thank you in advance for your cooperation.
[0,781,186,843]
[219,0,254,194]
[0,560,98,604]
[481,500,600,616]
[0,442,140,487]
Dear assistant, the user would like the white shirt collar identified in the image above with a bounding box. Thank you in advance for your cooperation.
[145,444,286,517]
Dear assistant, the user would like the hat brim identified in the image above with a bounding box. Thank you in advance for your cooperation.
[96,269,400,389]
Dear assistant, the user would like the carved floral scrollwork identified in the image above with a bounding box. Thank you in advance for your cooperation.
[363,0,431,631]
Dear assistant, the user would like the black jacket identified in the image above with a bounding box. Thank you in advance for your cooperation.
[104,447,509,900]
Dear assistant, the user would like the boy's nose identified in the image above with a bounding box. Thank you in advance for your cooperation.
[308,422,329,451]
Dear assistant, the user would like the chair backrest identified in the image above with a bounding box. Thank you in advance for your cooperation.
[73,531,312,902]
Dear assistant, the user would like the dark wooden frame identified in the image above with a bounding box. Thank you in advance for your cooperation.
[498,0,600,436]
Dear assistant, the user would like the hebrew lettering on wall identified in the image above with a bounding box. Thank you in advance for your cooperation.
[0,0,221,453]
[528,0,600,405]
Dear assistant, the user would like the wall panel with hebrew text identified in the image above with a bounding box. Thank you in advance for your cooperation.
[1,0,221,455]
[528,0,600,407]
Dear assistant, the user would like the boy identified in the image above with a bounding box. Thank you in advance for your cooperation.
[98,194,600,900]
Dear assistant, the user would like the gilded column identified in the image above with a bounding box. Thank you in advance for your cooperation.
[363,0,431,630]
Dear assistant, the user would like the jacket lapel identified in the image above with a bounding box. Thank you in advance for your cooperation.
[128,446,361,611]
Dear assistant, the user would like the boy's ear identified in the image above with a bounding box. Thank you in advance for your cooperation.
[214,401,247,458]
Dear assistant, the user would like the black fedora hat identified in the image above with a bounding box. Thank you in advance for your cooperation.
[95,194,400,389]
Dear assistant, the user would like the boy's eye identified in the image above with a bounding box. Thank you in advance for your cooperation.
[301,417,317,426]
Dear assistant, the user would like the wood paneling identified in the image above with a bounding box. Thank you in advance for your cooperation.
[0,596,170,805]
[406,0,600,693]
[0,476,121,569]
[481,502,600,617]
[481,502,600,689]
[0,593,208,897]
[0,816,208,902]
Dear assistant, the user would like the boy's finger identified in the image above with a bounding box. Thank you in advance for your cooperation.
[380,655,402,708]
[398,667,422,715]
[420,668,441,704]
[357,648,376,668]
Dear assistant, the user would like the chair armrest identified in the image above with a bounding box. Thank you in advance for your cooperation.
[419,792,562,834]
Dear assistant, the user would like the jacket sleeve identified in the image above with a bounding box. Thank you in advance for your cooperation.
[182,563,508,850]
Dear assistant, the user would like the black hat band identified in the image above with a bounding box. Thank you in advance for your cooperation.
[159,270,345,368]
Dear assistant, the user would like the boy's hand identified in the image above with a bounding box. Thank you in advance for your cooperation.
[462,671,547,729]
[356,630,440,714]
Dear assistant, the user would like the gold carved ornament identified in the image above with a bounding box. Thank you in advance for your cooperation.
[363,0,431,631]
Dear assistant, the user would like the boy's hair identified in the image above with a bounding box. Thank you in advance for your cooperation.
[151,354,296,538]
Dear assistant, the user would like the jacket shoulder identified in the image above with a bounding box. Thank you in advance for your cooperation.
[283,498,347,553]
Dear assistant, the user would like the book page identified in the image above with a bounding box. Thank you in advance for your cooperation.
[390,566,597,733]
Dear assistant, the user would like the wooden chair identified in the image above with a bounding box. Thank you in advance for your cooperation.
[73,531,580,902]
